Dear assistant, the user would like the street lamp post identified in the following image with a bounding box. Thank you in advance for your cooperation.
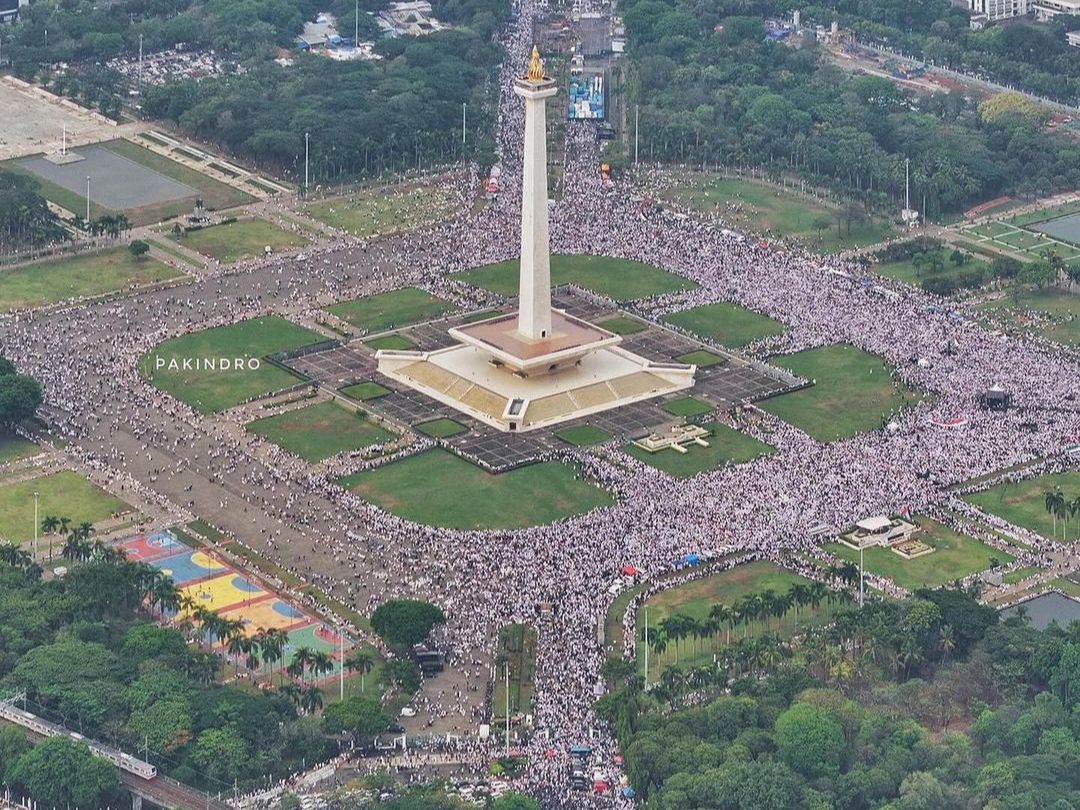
[643,605,649,690]
[304,132,310,193]
[85,176,91,222]
[33,491,39,561]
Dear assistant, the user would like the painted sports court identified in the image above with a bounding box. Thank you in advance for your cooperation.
[116,530,353,673]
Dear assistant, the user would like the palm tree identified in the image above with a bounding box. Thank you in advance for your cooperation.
[789,583,809,622]
[226,632,251,678]
[1045,488,1065,536]
[40,515,60,535]
[278,682,302,709]
[58,516,71,537]
[61,534,87,561]
[346,648,375,693]
[299,685,323,715]
[938,624,955,664]
[708,604,731,647]
[261,628,288,685]
[659,617,684,663]
[310,650,334,681]
[899,634,923,681]
[759,589,778,632]
[649,633,667,680]
[288,647,314,682]
[1071,496,1080,541]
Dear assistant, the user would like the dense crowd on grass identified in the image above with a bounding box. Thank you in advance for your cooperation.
[597,588,1080,809]
[622,3,1080,218]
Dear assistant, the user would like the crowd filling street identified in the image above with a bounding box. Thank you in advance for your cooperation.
[2,0,1079,805]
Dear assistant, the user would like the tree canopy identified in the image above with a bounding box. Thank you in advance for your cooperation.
[370,599,445,647]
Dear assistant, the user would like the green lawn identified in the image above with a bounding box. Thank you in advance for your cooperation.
[676,350,726,368]
[246,400,393,462]
[0,248,181,312]
[170,218,308,264]
[873,250,988,287]
[142,316,323,413]
[827,519,1012,590]
[979,288,1080,346]
[661,176,892,253]
[338,449,613,529]
[0,470,130,544]
[966,471,1080,543]
[339,381,392,401]
[638,560,830,673]
[326,288,453,333]
[555,424,612,447]
[304,184,455,238]
[760,345,919,442]
[0,433,39,464]
[597,316,648,335]
[624,422,772,478]
[1003,566,1041,586]
[365,334,416,351]
[414,418,468,439]
[664,302,785,348]
[456,255,695,300]
[660,397,713,418]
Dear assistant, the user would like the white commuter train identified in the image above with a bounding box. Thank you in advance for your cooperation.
[0,702,157,780]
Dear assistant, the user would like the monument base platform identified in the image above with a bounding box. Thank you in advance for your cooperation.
[377,343,695,432]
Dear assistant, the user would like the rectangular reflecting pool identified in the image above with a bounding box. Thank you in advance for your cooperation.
[1002,592,1080,630]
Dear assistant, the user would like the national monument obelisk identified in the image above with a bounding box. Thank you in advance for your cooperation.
[514,46,558,341]
[375,47,696,431]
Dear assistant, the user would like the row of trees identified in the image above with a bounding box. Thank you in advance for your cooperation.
[623,7,1080,218]
[0,171,64,255]
[1043,486,1080,541]
[649,580,839,667]
[598,586,1080,808]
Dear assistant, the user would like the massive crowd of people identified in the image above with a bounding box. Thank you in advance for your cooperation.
[1,0,1078,805]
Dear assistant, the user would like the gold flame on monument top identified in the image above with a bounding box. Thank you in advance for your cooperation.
[526,45,546,81]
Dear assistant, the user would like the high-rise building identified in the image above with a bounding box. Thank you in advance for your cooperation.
[1033,0,1080,19]
[968,0,1030,22]
[0,0,28,24]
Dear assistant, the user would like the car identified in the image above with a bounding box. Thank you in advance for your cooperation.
[399,706,416,717]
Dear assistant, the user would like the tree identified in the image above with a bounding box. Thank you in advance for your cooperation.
[7,737,122,809]
[190,727,248,784]
[346,648,375,692]
[322,696,388,740]
[299,685,324,714]
[774,702,846,778]
[370,599,445,647]
[128,239,151,259]
[0,725,29,784]
[0,371,42,424]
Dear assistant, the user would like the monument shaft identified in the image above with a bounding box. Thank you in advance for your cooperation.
[513,52,558,341]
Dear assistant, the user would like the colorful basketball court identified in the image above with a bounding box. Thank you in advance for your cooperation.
[116,529,354,676]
